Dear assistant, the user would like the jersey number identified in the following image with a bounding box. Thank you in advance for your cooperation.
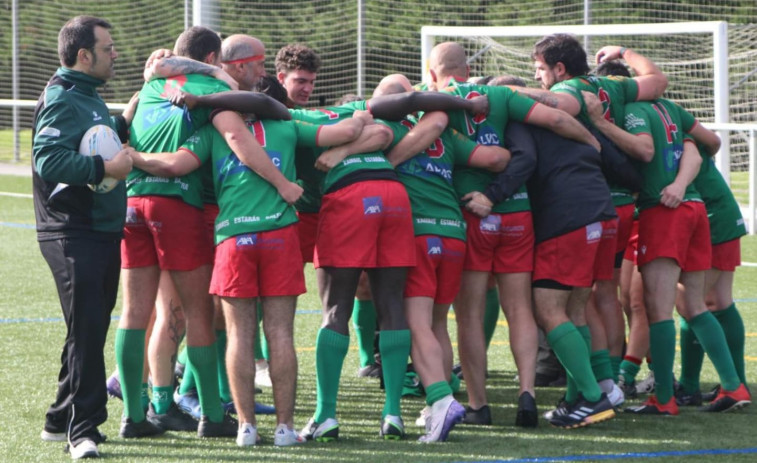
[651,103,678,144]
[464,91,486,136]
[400,119,444,158]
[248,120,267,147]
[596,88,614,124]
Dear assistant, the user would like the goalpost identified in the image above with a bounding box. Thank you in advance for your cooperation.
[420,21,757,234]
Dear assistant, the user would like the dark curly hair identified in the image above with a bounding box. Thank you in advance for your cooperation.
[275,44,321,74]
[532,34,590,78]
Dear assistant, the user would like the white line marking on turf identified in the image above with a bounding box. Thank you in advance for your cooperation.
[0,191,32,198]
[743,262,757,267]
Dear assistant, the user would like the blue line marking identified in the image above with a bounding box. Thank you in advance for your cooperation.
[0,221,35,229]
[454,447,757,463]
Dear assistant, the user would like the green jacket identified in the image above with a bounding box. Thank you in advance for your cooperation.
[32,67,128,241]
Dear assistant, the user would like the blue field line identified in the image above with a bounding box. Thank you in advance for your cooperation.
[456,447,757,463]
[0,308,322,325]
[0,221,35,229]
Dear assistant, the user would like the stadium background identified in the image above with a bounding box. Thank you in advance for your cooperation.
[1,0,755,169]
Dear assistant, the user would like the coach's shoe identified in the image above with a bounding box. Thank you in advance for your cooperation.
[635,370,655,395]
[380,415,406,441]
[419,396,465,443]
[146,403,197,432]
[625,395,679,415]
[198,414,238,438]
[300,417,339,442]
[700,384,751,412]
[106,373,122,401]
[702,384,721,402]
[274,423,306,446]
[357,363,382,378]
[515,392,538,428]
[41,429,67,442]
[236,422,258,447]
[119,417,165,438]
[67,438,99,460]
[462,404,491,425]
[607,383,625,408]
[549,393,615,429]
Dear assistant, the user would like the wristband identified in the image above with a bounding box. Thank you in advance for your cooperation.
[619,47,628,58]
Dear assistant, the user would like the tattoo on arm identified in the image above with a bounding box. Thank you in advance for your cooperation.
[525,91,559,108]
[161,57,217,77]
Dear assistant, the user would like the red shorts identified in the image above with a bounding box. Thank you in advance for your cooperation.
[462,209,534,273]
[122,196,213,271]
[594,218,619,281]
[209,225,306,298]
[711,238,741,272]
[404,236,466,304]
[297,212,319,264]
[623,220,640,264]
[314,180,415,268]
[533,220,614,287]
[637,202,711,272]
[615,204,635,256]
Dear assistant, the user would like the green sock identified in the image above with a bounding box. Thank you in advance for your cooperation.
[352,299,377,367]
[590,349,615,382]
[714,303,746,385]
[215,330,232,403]
[449,372,461,394]
[425,381,453,407]
[187,344,223,422]
[649,320,676,404]
[379,329,411,418]
[610,355,622,380]
[677,315,704,393]
[619,357,641,384]
[115,328,147,421]
[688,311,741,391]
[314,328,350,422]
[483,287,499,350]
[151,385,173,414]
[547,322,601,402]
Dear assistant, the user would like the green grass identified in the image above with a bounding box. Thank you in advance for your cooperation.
[0,128,32,163]
[1,173,756,462]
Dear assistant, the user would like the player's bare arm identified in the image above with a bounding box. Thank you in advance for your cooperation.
[385,111,448,167]
[507,86,580,115]
[128,149,200,178]
[582,91,654,162]
[213,111,303,204]
[528,103,600,151]
[688,122,721,156]
[596,46,667,101]
[316,124,393,172]
[468,145,511,172]
[171,90,291,120]
[660,141,702,208]
[314,111,370,147]
[369,92,488,121]
[144,54,239,90]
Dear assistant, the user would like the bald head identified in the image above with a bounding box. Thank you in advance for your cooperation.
[221,34,266,91]
[429,42,468,87]
[372,73,413,97]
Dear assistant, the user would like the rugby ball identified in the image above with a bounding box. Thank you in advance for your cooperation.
[78,124,122,193]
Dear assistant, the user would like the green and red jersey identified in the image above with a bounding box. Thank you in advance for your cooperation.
[623,99,699,210]
[383,118,480,240]
[440,79,536,214]
[694,150,747,244]
[181,118,320,244]
[127,74,231,208]
[552,75,640,207]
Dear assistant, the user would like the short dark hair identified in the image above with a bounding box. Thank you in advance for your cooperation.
[275,44,321,74]
[593,61,632,78]
[174,26,222,62]
[334,93,364,106]
[251,75,288,105]
[489,75,527,87]
[532,34,590,77]
[58,16,111,67]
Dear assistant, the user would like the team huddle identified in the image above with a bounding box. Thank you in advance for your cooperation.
[31,15,750,460]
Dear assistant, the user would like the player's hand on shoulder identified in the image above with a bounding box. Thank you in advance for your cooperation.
[470,95,489,116]
[105,148,134,180]
[462,191,493,218]
[352,110,374,125]
[277,181,304,205]
[595,46,623,64]
[581,91,603,121]
[169,91,198,110]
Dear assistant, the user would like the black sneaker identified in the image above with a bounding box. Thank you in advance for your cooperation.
[674,384,702,406]
[197,414,238,438]
[515,392,538,428]
[548,393,615,429]
[119,417,165,438]
[462,404,491,425]
[618,376,638,400]
[701,384,721,403]
[357,363,382,378]
[147,403,198,431]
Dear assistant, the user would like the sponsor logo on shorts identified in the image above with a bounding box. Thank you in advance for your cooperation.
[363,196,383,215]
[426,236,443,255]
[236,233,259,246]
[586,222,602,243]
[480,214,501,233]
